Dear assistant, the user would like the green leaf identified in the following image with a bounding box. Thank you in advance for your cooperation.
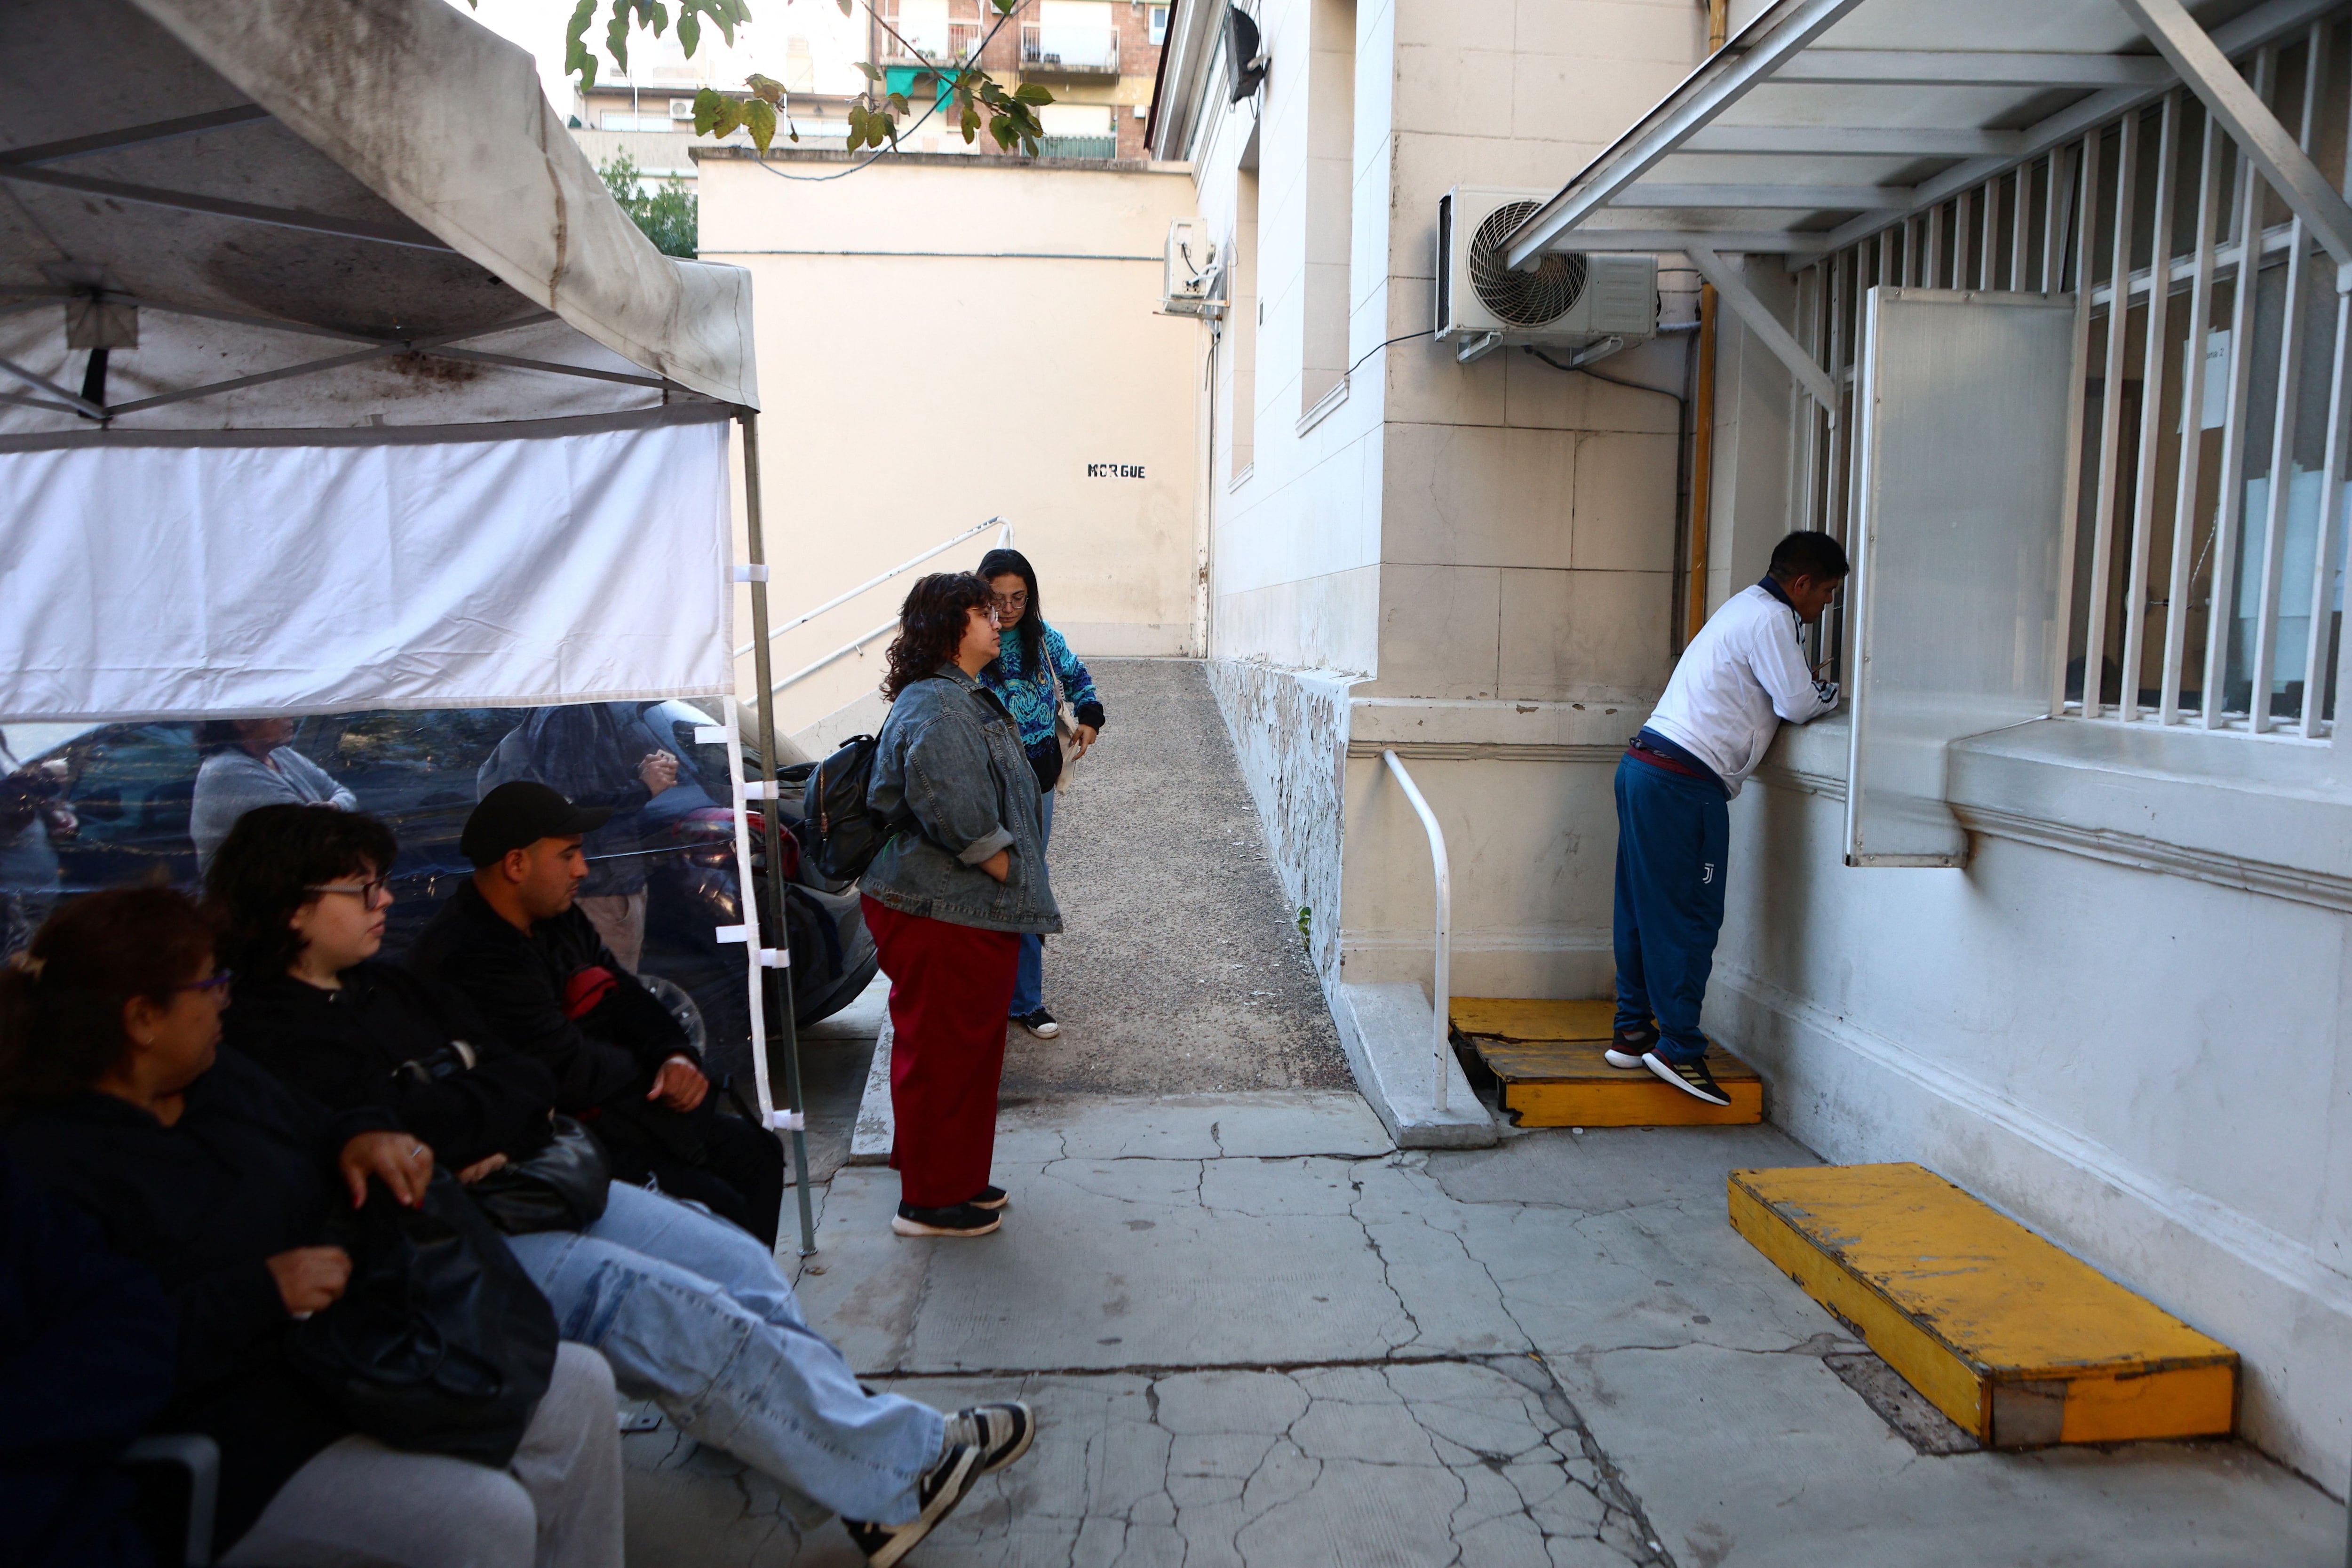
[746,72,787,104]
[713,96,745,139]
[1012,82,1053,105]
[678,9,699,54]
[564,0,600,89]
[989,113,1015,150]
[644,0,667,38]
[836,0,851,12]
[856,60,882,81]
[744,97,777,152]
[604,1,632,79]
[691,86,723,135]
[886,91,908,114]
[845,104,867,149]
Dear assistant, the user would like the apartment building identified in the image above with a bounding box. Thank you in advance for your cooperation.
[871,0,1168,159]
[1150,0,2352,1487]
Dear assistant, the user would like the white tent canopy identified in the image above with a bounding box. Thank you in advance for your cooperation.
[0,0,755,436]
[0,0,760,723]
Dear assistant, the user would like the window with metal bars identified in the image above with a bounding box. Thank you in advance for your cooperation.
[1787,19,2352,741]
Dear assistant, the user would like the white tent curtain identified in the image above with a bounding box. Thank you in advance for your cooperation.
[0,411,733,724]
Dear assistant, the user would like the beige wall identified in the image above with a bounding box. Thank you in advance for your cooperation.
[696,149,1203,748]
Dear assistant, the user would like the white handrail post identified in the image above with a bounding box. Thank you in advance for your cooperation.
[1380,749,1451,1113]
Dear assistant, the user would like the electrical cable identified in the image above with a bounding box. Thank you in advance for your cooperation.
[750,0,1031,183]
[1521,344,1681,403]
[1346,329,1433,380]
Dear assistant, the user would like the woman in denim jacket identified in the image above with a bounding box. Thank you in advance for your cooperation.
[862,573,1060,1239]
[974,548,1103,1042]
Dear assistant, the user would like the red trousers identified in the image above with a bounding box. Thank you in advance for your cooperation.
[862,896,1021,1209]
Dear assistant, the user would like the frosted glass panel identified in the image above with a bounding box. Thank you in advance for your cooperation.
[1845,288,2079,866]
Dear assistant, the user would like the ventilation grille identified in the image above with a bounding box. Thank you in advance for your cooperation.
[1468,200,1587,327]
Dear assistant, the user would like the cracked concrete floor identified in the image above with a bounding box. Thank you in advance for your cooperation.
[621,1094,2344,1567]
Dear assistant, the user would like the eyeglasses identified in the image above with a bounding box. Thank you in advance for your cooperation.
[307,875,392,907]
[989,590,1027,613]
[182,969,235,995]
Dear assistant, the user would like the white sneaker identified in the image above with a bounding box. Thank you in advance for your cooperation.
[1013,1008,1061,1039]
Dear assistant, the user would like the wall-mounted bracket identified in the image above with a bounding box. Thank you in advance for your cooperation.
[1686,246,1840,416]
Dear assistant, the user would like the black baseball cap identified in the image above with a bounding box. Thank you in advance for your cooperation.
[460,781,615,867]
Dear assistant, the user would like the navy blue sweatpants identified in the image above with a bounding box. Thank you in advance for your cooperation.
[1611,754,1730,1064]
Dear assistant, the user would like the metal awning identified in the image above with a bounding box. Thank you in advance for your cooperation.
[1499,0,2352,411]
[1503,0,2352,268]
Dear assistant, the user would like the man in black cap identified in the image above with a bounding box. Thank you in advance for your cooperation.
[411,780,784,1244]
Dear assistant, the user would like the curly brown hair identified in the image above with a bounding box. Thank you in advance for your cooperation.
[881,572,991,701]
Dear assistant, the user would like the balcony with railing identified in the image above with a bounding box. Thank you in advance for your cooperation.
[1020,22,1120,78]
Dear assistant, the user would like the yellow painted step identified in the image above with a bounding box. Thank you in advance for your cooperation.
[1448,1000,1761,1127]
[1729,1163,2237,1448]
[1473,1038,1763,1126]
[1449,997,1616,1042]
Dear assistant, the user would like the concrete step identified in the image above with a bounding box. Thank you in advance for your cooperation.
[1729,1162,2238,1449]
[1331,983,1496,1148]
[1451,997,1762,1127]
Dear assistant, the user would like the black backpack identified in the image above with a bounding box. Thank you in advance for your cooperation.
[800,731,910,883]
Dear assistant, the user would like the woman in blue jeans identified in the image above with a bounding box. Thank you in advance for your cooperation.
[976,547,1104,1039]
[206,805,1033,1568]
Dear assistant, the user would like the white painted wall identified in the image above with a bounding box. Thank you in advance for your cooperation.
[694,149,1204,752]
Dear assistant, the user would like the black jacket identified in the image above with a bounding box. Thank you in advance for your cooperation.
[0,1146,175,1568]
[409,880,694,1114]
[2,1051,397,1554]
[224,964,558,1173]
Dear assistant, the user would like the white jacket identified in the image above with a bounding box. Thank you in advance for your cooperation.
[1644,583,1836,798]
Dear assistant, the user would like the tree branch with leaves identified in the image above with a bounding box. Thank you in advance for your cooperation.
[545,0,1054,160]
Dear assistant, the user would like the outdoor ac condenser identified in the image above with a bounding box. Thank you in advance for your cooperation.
[1435,186,1656,364]
[1159,218,1224,319]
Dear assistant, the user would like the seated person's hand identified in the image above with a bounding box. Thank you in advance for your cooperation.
[340,1130,433,1208]
[456,1152,509,1184]
[639,749,680,796]
[268,1246,352,1315]
[980,848,1011,882]
[647,1054,709,1111]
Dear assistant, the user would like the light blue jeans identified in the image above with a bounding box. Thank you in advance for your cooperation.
[504,1183,945,1526]
[1009,788,1056,1015]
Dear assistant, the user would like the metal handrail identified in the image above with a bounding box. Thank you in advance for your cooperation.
[773,616,898,697]
[732,516,1003,658]
[1380,749,1451,1113]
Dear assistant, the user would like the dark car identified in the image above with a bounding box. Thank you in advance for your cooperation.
[0,703,875,1088]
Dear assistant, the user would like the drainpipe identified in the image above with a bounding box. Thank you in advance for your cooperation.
[1682,0,1730,648]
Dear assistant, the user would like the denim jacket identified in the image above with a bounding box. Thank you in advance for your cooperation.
[860,664,1062,935]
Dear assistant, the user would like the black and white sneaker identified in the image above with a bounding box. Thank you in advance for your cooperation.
[842,1440,983,1568]
[967,1185,1010,1211]
[1013,1008,1060,1039]
[1603,1022,1657,1070]
[1642,1050,1732,1107]
[892,1201,1002,1238]
[945,1401,1035,1477]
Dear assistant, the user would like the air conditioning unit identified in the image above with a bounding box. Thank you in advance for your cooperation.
[668,98,697,119]
[1159,218,1224,319]
[1435,186,1657,365]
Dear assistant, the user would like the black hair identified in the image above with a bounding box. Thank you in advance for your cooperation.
[976,546,1044,671]
[0,888,217,1109]
[882,573,993,700]
[204,804,400,979]
[1767,530,1851,583]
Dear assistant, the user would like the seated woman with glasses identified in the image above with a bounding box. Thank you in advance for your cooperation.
[0,886,625,1568]
[205,804,1033,1566]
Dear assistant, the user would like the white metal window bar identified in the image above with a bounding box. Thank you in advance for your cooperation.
[1787,19,2352,742]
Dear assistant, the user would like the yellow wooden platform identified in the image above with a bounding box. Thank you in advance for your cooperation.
[1728,1163,2237,1448]
[1449,997,1762,1127]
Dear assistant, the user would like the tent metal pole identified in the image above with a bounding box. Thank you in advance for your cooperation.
[738,407,818,1258]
